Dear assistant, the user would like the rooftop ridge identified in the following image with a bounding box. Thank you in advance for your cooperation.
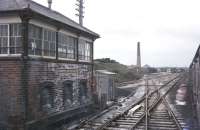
[0,0,99,38]
[28,0,99,37]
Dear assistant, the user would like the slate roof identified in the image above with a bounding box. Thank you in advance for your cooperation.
[0,0,27,11]
[0,0,99,38]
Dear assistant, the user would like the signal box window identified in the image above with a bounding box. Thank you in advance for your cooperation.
[28,24,42,56]
[78,40,91,62]
[0,24,22,55]
[58,33,77,60]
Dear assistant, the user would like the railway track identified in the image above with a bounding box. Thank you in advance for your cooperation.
[118,73,175,87]
[131,96,183,130]
[75,74,183,130]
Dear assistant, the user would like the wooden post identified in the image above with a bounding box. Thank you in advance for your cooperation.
[145,78,148,130]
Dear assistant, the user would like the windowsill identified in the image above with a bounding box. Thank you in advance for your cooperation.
[58,58,76,61]
[79,60,92,63]
[0,54,93,64]
[0,54,21,57]
[29,55,56,59]
[29,56,92,62]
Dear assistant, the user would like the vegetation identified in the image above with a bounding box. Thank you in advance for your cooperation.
[94,58,141,83]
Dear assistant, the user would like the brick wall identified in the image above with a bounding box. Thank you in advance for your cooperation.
[0,60,25,130]
[0,60,93,130]
[26,61,93,127]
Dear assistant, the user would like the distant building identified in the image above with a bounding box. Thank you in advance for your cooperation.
[95,70,116,109]
[0,0,99,130]
[127,65,137,69]
[142,64,157,74]
[167,68,172,73]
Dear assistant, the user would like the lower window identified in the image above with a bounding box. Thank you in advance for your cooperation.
[40,84,54,111]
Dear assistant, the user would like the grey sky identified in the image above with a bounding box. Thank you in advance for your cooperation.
[33,0,200,67]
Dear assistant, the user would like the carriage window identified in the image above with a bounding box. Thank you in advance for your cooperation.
[28,24,42,56]
[41,85,54,111]
[78,40,91,61]
[63,81,73,106]
[58,33,77,60]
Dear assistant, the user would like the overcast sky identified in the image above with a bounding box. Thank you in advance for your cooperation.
[33,0,200,67]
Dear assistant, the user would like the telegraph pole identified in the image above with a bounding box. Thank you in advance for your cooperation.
[76,0,84,26]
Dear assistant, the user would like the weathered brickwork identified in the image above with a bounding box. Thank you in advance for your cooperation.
[0,61,26,130]
[0,60,93,130]
[26,61,93,121]
[0,1,99,129]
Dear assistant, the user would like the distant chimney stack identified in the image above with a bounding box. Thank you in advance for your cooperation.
[137,42,141,68]
[48,0,52,9]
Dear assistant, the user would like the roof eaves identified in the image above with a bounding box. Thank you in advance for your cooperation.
[0,0,100,38]
[28,0,99,38]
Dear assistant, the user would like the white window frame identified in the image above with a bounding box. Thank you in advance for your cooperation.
[9,23,23,55]
[0,24,21,57]
[78,40,92,62]
[28,24,43,57]
[58,32,77,61]
[42,28,56,59]
[28,24,56,59]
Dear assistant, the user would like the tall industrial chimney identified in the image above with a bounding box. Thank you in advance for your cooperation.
[137,42,141,68]
[48,0,52,9]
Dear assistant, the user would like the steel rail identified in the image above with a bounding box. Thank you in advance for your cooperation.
[95,74,181,130]
[162,94,183,130]
[118,73,174,86]
[129,76,181,130]
[76,75,179,129]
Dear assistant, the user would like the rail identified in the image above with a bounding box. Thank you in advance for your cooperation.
[162,96,183,130]
[96,74,181,130]
[117,73,174,87]
[129,75,181,130]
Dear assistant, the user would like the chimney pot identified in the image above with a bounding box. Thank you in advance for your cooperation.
[48,0,52,9]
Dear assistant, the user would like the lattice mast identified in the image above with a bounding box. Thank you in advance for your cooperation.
[75,0,84,26]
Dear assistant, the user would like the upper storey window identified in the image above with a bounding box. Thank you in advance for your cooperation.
[0,23,93,62]
[28,24,42,56]
[58,33,77,60]
[43,29,56,57]
[0,24,22,55]
[28,24,56,58]
[78,40,92,62]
